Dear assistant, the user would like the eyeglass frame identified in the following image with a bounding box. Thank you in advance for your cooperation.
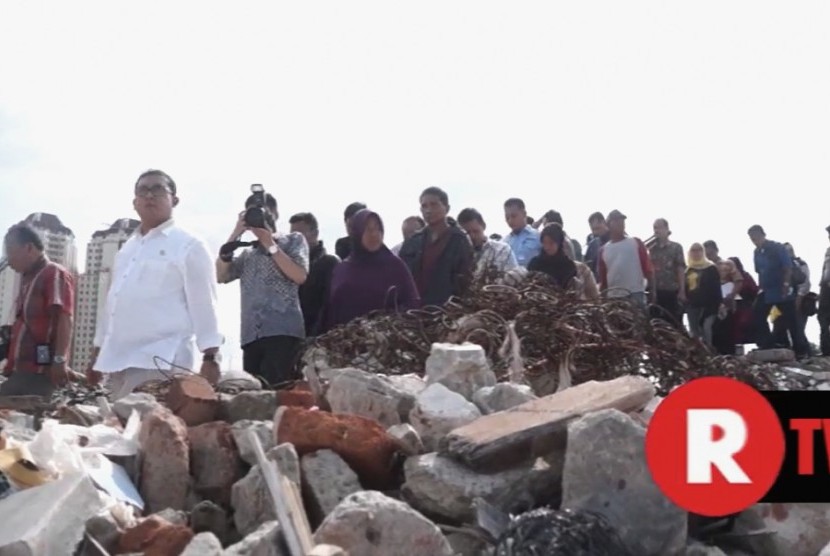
[134,183,174,198]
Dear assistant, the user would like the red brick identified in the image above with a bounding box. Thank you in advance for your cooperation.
[276,389,316,409]
[274,406,401,490]
[166,374,219,427]
[188,421,244,506]
[139,408,190,513]
[119,515,194,556]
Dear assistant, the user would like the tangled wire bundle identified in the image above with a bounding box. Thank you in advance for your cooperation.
[309,271,793,396]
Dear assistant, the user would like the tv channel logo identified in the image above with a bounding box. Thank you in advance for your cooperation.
[645,376,830,517]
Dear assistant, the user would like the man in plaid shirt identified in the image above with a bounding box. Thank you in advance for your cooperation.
[0,223,75,398]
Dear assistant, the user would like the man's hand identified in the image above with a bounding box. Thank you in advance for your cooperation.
[678,290,687,304]
[796,295,804,313]
[232,211,247,238]
[250,227,275,248]
[200,360,221,386]
[49,362,70,387]
[783,283,791,299]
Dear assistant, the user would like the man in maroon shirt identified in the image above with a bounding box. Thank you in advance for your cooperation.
[0,224,75,398]
[398,187,474,306]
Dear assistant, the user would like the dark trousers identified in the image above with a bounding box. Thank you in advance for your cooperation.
[712,313,736,355]
[819,285,830,356]
[242,335,303,386]
[753,294,809,357]
[0,371,54,398]
[653,289,683,329]
[772,307,809,350]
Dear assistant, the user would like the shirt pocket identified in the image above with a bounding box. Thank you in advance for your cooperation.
[138,259,181,295]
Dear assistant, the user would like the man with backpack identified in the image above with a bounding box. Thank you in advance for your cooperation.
[772,243,811,350]
[748,225,810,359]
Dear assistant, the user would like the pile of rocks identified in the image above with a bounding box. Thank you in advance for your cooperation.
[3,344,830,555]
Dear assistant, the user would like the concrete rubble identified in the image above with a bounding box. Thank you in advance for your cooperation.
[0,350,830,555]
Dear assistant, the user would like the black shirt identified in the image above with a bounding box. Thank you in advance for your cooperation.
[299,241,340,336]
[335,236,351,261]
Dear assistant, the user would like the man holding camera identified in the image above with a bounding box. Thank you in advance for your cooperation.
[87,170,224,399]
[216,189,309,386]
[0,223,75,397]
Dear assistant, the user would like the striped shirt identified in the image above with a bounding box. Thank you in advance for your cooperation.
[7,258,74,374]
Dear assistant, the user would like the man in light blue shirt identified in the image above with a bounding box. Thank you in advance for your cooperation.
[504,198,541,267]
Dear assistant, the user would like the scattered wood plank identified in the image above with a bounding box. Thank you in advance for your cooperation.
[248,430,315,556]
[745,348,795,363]
[440,375,655,472]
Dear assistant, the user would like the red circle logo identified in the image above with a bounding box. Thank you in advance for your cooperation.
[645,376,785,517]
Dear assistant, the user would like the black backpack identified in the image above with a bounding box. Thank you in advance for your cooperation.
[766,243,806,287]
[791,258,807,287]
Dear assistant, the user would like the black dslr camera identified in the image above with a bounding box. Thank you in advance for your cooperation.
[244,184,268,229]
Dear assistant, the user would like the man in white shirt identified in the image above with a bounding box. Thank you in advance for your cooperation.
[597,209,656,309]
[87,170,224,399]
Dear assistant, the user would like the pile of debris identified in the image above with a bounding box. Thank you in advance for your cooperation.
[309,272,806,394]
[2,272,830,555]
[2,344,830,555]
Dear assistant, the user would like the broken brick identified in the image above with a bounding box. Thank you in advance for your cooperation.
[274,406,401,490]
[277,389,316,409]
[166,375,219,427]
[188,421,245,506]
[139,407,191,513]
[118,515,194,556]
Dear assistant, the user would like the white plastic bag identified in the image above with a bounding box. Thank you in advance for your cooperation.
[27,420,86,477]
[26,415,141,478]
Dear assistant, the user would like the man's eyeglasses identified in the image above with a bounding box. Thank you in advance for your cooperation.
[135,184,173,198]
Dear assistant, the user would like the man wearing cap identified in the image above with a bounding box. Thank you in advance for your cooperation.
[747,224,809,358]
[0,223,75,397]
[597,210,655,309]
[819,224,830,356]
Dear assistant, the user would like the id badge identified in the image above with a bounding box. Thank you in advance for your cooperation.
[35,344,51,365]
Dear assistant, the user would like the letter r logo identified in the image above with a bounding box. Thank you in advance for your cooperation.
[686,409,750,484]
[645,377,786,517]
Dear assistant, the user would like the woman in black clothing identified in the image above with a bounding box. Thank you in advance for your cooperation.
[728,256,759,346]
[527,223,577,289]
[684,243,722,350]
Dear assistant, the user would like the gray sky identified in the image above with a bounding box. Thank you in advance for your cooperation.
[2,1,829,364]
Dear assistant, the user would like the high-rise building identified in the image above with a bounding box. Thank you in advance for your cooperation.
[71,218,140,371]
[0,213,78,325]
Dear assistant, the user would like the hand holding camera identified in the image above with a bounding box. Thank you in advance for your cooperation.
[220,184,274,261]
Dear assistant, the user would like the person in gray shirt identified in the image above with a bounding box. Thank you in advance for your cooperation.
[216,192,309,385]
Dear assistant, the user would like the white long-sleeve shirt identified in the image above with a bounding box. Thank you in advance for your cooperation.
[93,219,224,373]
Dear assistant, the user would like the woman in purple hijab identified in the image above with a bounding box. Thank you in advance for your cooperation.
[319,209,420,332]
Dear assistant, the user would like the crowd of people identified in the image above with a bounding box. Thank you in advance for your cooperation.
[2,168,829,400]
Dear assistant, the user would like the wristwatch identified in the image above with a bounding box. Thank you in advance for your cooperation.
[203,352,222,364]
[52,355,66,364]
[267,243,279,255]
